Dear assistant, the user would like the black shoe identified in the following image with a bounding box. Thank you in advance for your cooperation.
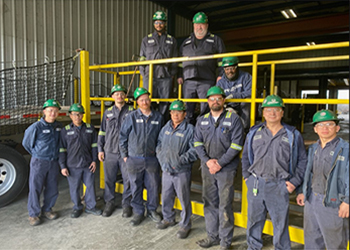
[130,214,145,226]
[147,210,161,223]
[196,237,220,248]
[156,220,176,229]
[85,207,102,216]
[102,201,115,217]
[177,228,191,239]
[71,209,83,218]
[122,206,132,218]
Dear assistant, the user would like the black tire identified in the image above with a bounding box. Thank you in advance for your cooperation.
[0,144,28,208]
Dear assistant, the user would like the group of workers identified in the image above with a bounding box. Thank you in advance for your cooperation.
[21,10,348,250]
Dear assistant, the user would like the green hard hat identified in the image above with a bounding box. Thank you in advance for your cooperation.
[222,57,239,67]
[193,12,208,24]
[153,10,167,21]
[170,100,186,111]
[69,103,85,114]
[43,99,61,110]
[111,84,127,95]
[206,86,226,98]
[262,95,284,108]
[134,87,150,100]
[312,109,339,124]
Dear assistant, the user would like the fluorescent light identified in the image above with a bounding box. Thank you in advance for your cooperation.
[281,9,297,19]
[306,42,316,46]
[289,9,297,18]
[281,10,290,19]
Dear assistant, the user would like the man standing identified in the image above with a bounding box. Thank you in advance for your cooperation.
[177,12,226,124]
[59,103,102,218]
[217,56,252,132]
[139,10,178,117]
[296,109,349,250]
[98,84,134,218]
[242,95,307,250]
[194,86,244,250]
[119,87,164,226]
[156,100,197,239]
[22,99,62,226]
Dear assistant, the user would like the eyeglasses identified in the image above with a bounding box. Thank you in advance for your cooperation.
[170,110,184,114]
[264,107,283,113]
[154,21,165,25]
[224,66,237,71]
[70,113,83,117]
[315,122,336,128]
[112,92,125,97]
[138,98,150,103]
[208,97,224,102]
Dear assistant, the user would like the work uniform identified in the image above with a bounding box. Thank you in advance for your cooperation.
[97,104,134,208]
[194,111,244,248]
[156,120,197,230]
[22,117,62,217]
[119,108,164,216]
[242,123,307,250]
[178,32,226,124]
[301,137,349,250]
[59,122,98,211]
[217,69,252,130]
[139,31,178,116]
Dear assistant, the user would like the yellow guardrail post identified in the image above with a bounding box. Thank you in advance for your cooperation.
[270,63,275,95]
[148,64,154,98]
[74,78,79,103]
[80,50,90,124]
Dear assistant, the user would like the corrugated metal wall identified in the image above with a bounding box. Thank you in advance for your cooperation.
[0,0,192,103]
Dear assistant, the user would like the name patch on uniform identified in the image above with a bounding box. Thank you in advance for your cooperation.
[253,135,262,140]
[86,129,93,133]
[136,119,143,123]
[282,136,289,143]
[107,113,113,117]
[201,121,209,125]
[230,84,243,92]
[185,40,191,44]
[151,121,159,125]
[148,39,155,43]
[223,122,231,126]
[166,40,173,44]
[43,129,50,133]
[175,132,184,138]
[67,131,74,135]
[165,131,171,135]
[337,155,345,161]
[205,39,214,43]
[56,128,61,132]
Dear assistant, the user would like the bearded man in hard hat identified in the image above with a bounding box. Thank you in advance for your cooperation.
[217,56,252,132]
[155,100,197,239]
[97,84,134,218]
[296,109,349,250]
[119,87,164,226]
[22,99,63,226]
[194,86,244,250]
[177,12,226,125]
[242,95,307,250]
[139,10,178,118]
[59,103,102,218]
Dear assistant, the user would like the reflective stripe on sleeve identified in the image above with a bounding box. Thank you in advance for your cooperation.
[194,142,204,147]
[230,143,242,151]
[59,148,67,152]
[98,131,106,136]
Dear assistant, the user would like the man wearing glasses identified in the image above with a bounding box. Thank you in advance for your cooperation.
[139,10,178,118]
[97,84,134,218]
[119,87,164,226]
[59,104,102,218]
[242,95,307,250]
[194,86,244,250]
[296,109,349,250]
[217,56,252,132]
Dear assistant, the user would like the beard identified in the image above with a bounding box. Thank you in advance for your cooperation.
[210,104,223,112]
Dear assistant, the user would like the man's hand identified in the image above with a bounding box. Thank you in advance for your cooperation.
[296,193,305,206]
[177,77,184,85]
[206,159,222,175]
[338,202,349,218]
[216,76,222,83]
[123,157,127,163]
[61,168,69,177]
[98,152,105,162]
[89,162,97,173]
[285,181,296,193]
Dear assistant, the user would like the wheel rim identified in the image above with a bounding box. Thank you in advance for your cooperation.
[0,158,17,196]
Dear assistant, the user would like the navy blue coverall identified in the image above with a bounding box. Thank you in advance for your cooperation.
[59,122,98,211]
[22,118,62,217]
[194,111,244,248]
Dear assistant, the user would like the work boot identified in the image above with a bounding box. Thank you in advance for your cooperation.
[122,206,132,218]
[156,220,176,229]
[177,228,191,239]
[71,209,83,218]
[43,211,58,220]
[196,237,220,248]
[85,207,102,216]
[147,210,161,223]
[130,214,145,226]
[28,216,40,226]
[102,201,115,217]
